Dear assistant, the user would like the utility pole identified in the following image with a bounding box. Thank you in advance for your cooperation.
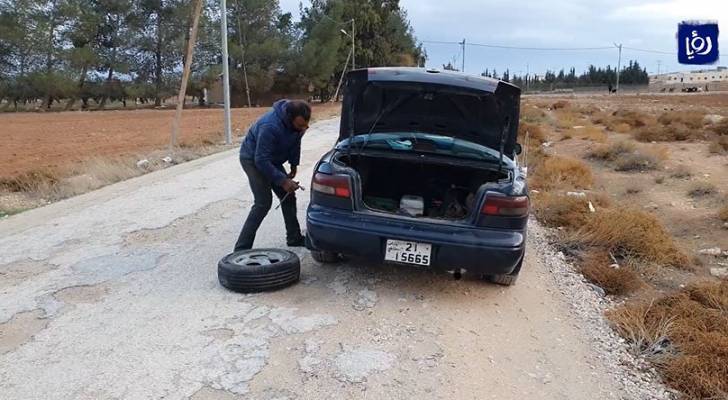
[657,60,662,75]
[526,63,530,92]
[220,0,232,144]
[460,38,466,72]
[170,0,204,150]
[614,42,622,93]
[351,19,355,70]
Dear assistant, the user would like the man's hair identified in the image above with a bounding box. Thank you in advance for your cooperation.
[286,100,311,122]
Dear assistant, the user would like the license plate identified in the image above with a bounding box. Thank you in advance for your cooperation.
[384,240,432,266]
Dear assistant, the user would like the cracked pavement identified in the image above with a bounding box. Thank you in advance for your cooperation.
[2,118,636,399]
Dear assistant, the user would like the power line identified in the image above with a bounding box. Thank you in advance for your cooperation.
[421,39,671,54]
[468,43,613,51]
[622,46,673,55]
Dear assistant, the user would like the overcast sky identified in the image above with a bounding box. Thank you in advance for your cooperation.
[279,0,727,76]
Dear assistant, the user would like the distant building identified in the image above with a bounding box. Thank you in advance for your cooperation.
[649,66,728,92]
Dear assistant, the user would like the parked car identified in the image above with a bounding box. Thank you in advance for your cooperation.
[305,67,528,285]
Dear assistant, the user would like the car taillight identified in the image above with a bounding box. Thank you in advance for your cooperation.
[312,173,351,198]
[481,193,529,217]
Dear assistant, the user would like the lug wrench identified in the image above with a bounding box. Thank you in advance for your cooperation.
[275,184,305,210]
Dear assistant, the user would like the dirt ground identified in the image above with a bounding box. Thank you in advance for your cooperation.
[529,92,728,285]
[0,104,340,179]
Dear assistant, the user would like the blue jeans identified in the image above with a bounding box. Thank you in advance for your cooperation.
[234,159,301,251]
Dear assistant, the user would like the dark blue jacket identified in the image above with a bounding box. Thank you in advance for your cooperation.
[240,100,302,185]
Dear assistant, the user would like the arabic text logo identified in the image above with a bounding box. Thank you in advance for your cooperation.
[678,21,719,65]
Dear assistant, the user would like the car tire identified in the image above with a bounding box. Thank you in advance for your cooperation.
[484,254,524,286]
[218,249,300,293]
[310,250,341,264]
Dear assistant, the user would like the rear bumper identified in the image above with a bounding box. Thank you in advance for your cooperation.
[306,205,525,275]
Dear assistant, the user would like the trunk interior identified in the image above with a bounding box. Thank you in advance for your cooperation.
[337,153,509,220]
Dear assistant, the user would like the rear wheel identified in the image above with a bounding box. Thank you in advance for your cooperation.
[310,250,342,264]
[484,254,523,286]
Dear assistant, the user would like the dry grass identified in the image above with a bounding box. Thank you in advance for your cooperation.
[0,169,60,193]
[614,152,661,172]
[0,146,217,208]
[518,122,547,144]
[570,208,689,269]
[593,109,652,133]
[669,165,692,179]
[708,135,728,154]
[563,125,607,143]
[531,192,594,229]
[687,181,718,198]
[634,123,693,142]
[580,250,644,295]
[520,104,547,123]
[553,109,583,130]
[529,155,594,190]
[608,300,676,357]
[633,111,708,142]
[588,141,636,161]
[608,281,728,399]
[589,141,664,171]
[572,104,601,116]
[710,118,728,135]
[657,111,706,130]
[720,204,728,222]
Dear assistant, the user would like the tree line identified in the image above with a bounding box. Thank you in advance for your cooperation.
[0,0,424,110]
[479,60,649,91]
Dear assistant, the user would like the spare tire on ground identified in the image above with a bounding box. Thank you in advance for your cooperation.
[218,249,300,293]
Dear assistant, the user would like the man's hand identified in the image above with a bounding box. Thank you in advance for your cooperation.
[287,166,297,179]
[281,179,300,193]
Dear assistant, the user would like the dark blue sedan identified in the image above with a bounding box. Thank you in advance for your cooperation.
[306,67,528,285]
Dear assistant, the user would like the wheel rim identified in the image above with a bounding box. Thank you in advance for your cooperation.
[231,250,286,266]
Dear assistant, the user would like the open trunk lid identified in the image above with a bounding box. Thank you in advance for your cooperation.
[338,67,521,157]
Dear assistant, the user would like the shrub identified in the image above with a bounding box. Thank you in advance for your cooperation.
[669,165,692,179]
[710,118,728,135]
[530,155,594,190]
[518,122,547,144]
[552,100,569,110]
[657,111,706,130]
[553,109,582,130]
[634,122,693,142]
[687,182,717,198]
[572,208,689,268]
[588,141,636,161]
[577,126,608,142]
[606,109,651,131]
[608,281,728,399]
[520,105,547,123]
[0,168,60,193]
[531,192,592,229]
[708,136,728,154]
[720,205,728,222]
[614,152,660,171]
[580,250,643,295]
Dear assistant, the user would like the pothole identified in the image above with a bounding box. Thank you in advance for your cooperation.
[53,284,110,305]
[0,309,48,354]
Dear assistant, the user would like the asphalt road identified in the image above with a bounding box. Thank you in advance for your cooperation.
[1,118,632,399]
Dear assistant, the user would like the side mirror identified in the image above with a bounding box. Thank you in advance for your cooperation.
[514,143,523,155]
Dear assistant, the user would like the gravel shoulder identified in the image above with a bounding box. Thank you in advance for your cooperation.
[0,118,670,399]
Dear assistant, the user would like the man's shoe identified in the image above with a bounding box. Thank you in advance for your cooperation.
[286,233,305,247]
